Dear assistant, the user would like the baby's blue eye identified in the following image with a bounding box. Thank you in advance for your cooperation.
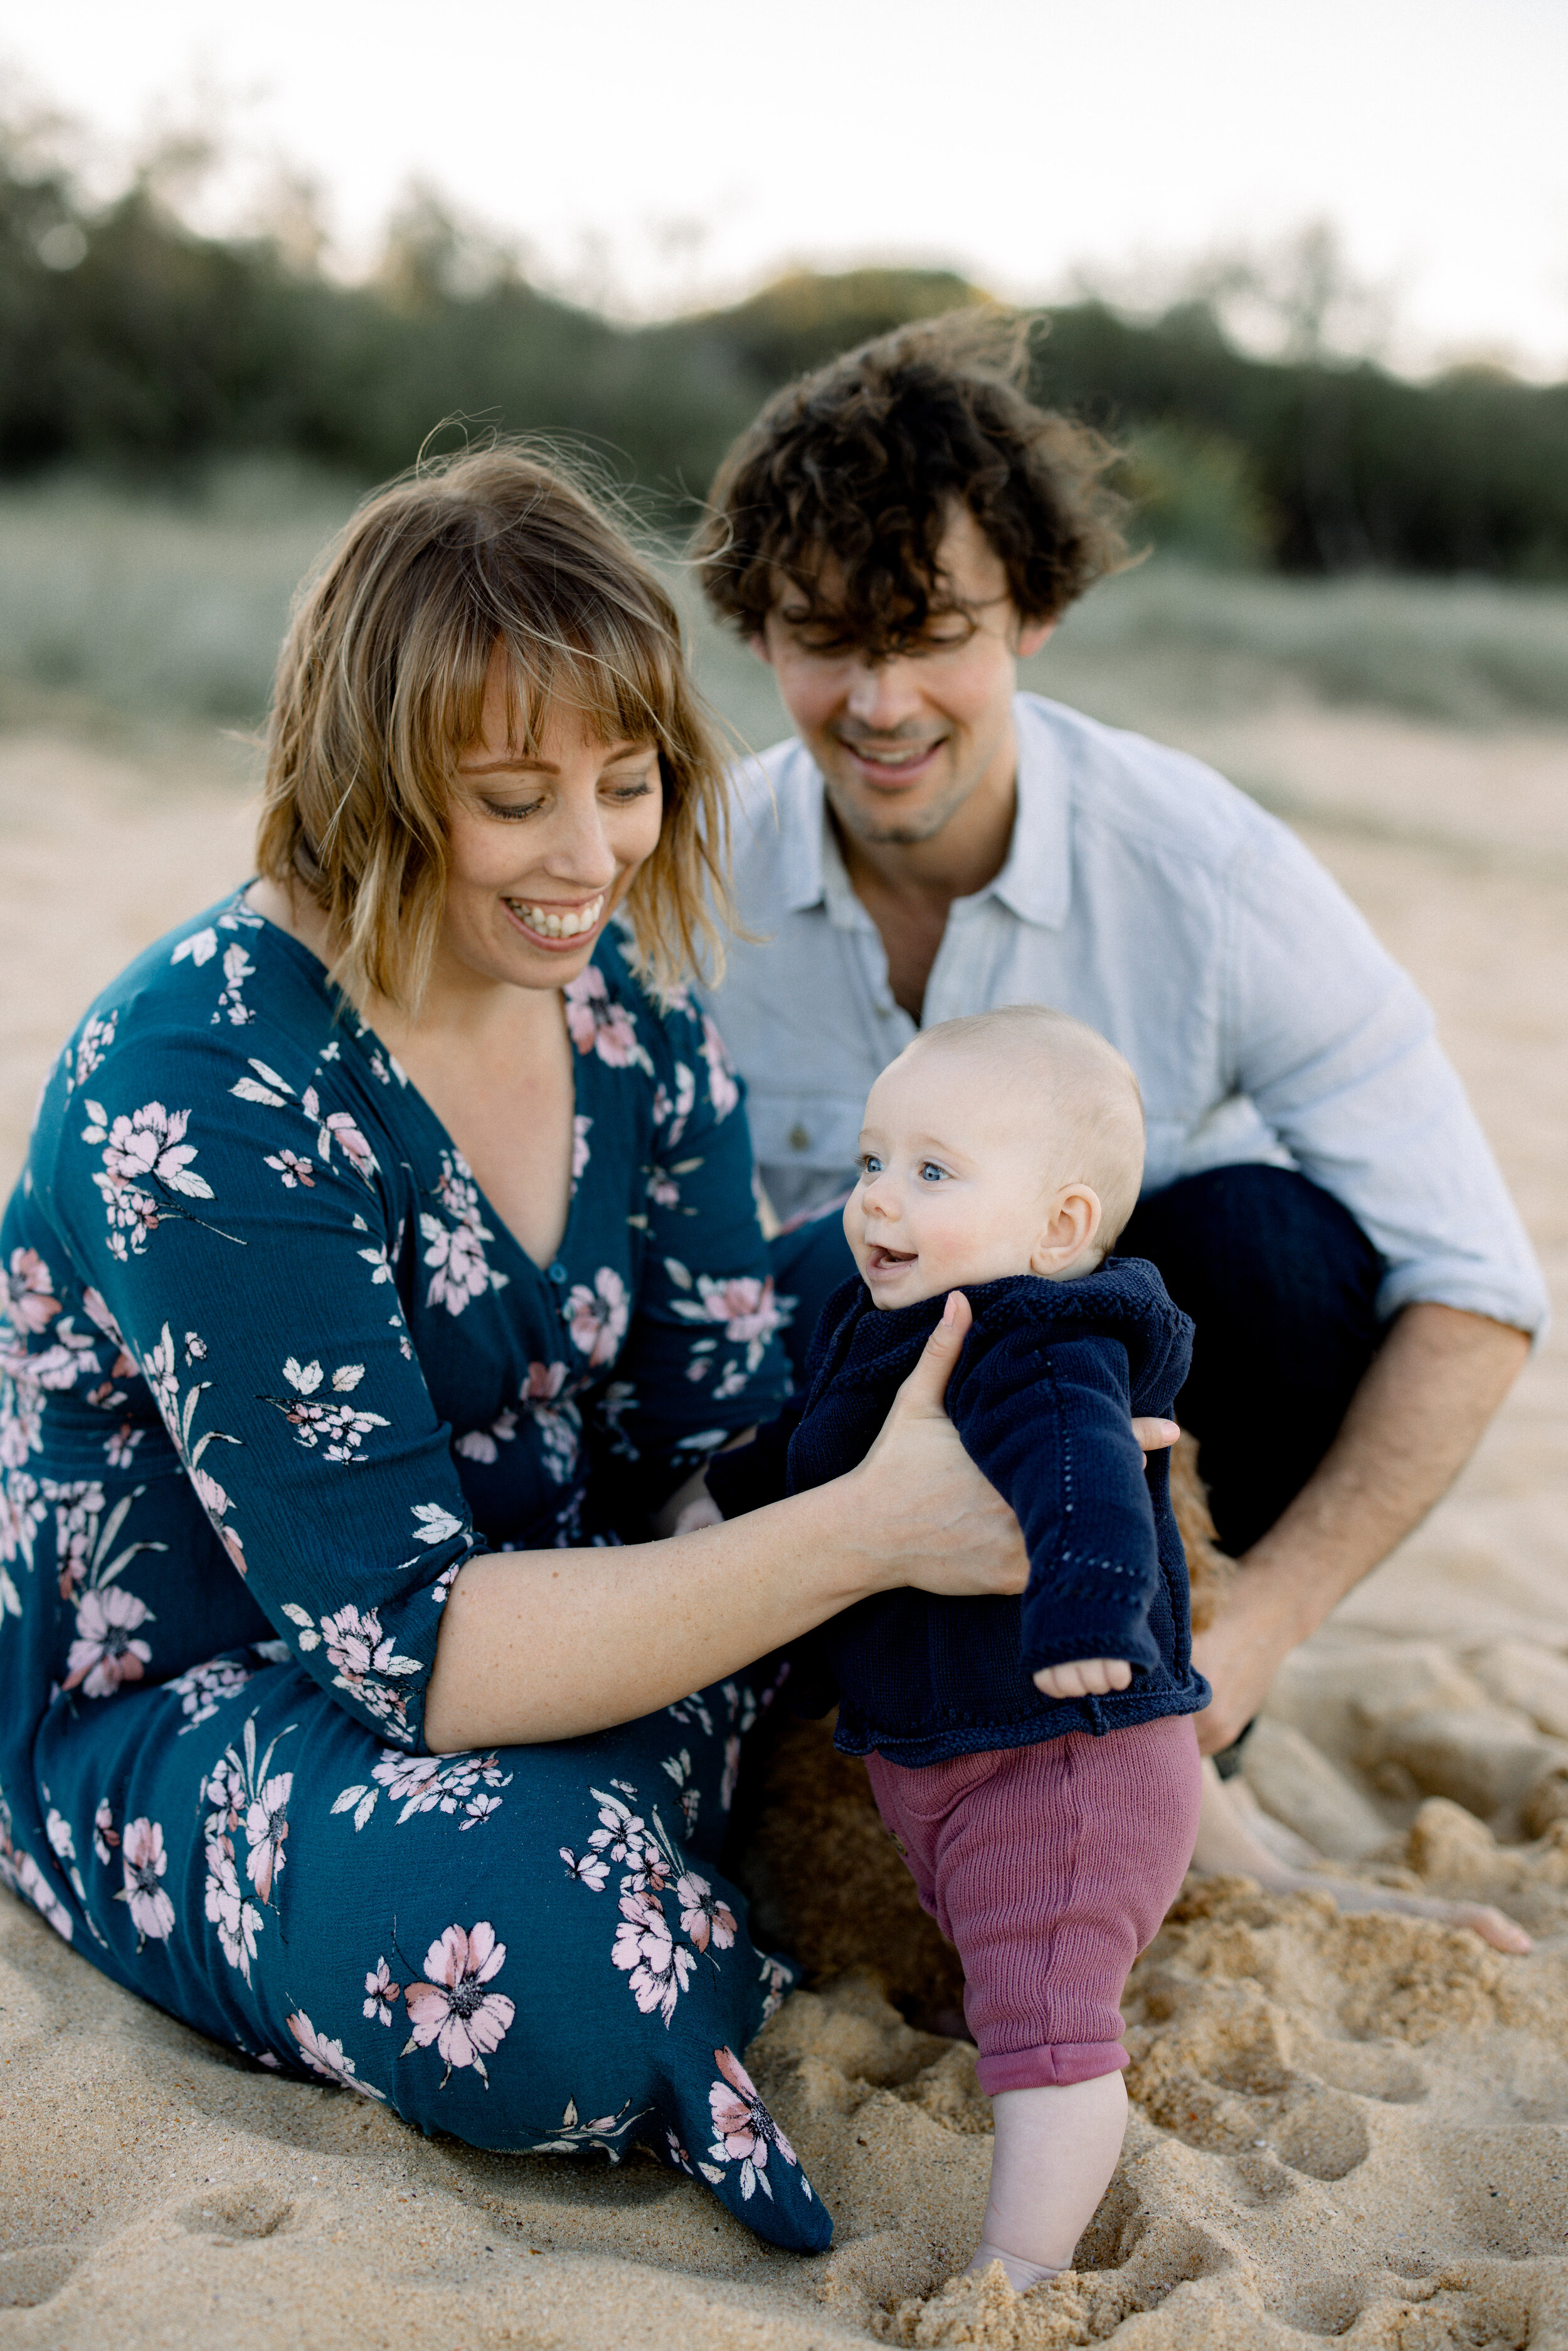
[861,1154,884,1177]
[918,1162,948,1182]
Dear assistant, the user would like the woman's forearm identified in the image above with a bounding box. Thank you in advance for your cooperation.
[423,1482,877,1752]
[423,1292,1035,1753]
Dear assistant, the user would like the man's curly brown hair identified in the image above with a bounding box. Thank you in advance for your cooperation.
[694,309,1128,652]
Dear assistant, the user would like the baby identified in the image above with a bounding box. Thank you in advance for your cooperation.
[706,1005,1208,2291]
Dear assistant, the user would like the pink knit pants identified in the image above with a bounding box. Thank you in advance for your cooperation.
[864,1714,1201,2095]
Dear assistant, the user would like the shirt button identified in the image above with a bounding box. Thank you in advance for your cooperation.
[788,1124,811,1152]
[548,1262,569,1285]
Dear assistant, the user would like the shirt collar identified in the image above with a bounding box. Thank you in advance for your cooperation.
[783,694,1073,931]
[985,697,1072,930]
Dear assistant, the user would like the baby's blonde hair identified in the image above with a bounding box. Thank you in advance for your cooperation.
[908,1004,1145,1258]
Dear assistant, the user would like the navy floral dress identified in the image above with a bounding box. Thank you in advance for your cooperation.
[0,891,830,2251]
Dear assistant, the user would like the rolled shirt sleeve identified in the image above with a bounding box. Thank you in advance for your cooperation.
[1227,821,1548,1333]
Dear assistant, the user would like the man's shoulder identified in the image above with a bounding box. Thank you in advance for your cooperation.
[728,735,817,830]
[722,736,824,916]
[1017,693,1289,877]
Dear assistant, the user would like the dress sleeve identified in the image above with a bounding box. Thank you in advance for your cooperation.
[953,1332,1163,1676]
[40,1017,482,1749]
[600,993,793,1511]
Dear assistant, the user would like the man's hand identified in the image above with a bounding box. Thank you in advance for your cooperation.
[1033,1657,1133,1699]
[1190,1302,1528,1754]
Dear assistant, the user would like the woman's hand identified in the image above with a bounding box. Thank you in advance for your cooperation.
[423,1303,1187,1751]
[840,1292,1029,1600]
[834,1298,1182,1605]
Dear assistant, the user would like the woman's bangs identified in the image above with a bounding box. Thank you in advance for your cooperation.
[494,608,689,767]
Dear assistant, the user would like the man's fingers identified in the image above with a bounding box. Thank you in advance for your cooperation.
[896,1290,973,1414]
[1132,1417,1180,1455]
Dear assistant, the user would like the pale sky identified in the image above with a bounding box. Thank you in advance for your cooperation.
[6,0,1568,374]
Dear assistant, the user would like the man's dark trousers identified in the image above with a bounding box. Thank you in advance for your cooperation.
[767,1160,1386,1590]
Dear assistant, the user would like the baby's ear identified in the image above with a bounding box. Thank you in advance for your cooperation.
[1030,1183,1103,1278]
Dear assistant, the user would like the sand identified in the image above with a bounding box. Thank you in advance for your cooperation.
[2,706,1567,2349]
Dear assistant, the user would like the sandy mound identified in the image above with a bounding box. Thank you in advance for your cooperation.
[2,713,1566,2347]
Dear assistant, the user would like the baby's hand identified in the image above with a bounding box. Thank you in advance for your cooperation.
[1032,1657,1133,1699]
[672,1492,723,1536]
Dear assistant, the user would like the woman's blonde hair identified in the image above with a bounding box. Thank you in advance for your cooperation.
[256,443,733,1012]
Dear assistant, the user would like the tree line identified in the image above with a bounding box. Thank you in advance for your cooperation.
[4,144,1566,576]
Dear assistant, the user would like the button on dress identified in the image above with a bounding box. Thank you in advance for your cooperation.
[0,893,830,2250]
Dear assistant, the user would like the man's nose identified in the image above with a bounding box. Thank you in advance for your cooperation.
[844,655,921,730]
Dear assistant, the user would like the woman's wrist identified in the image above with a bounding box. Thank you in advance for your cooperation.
[760,1475,891,1613]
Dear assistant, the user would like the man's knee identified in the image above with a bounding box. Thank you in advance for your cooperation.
[1122,1164,1387,1554]
[1124,1165,1384,1347]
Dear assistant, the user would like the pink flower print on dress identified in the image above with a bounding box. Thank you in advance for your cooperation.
[694,1275,781,1349]
[572,1115,592,1182]
[263,1149,315,1189]
[611,1892,695,2025]
[101,1103,211,1201]
[244,1773,291,1904]
[699,1015,739,1120]
[363,1956,401,2025]
[204,1835,260,1979]
[565,1268,629,1367]
[320,1112,378,1184]
[422,1218,492,1315]
[287,2010,386,2098]
[563,967,650,1071]
[402,1921,516,2085]
[707,2047,800,2202]
[81,1288,135,1381]
[103,1423,143,1472]
[117,1816,176,1945]
[2,1249,60,1335]
[63,1584,154,1696]
[676,1871,737,1954]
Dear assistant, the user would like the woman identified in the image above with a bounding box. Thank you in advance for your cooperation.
[0,450,1030,2252]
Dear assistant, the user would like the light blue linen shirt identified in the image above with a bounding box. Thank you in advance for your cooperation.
[705,693,1547,1334]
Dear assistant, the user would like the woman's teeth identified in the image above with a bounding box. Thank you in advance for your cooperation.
[509,894,604,938]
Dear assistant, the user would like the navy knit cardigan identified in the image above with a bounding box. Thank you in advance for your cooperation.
[707,1259,1211,1765]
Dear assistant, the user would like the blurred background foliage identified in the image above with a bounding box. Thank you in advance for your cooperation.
[6,127,1568,577]
[3,123,1567,745]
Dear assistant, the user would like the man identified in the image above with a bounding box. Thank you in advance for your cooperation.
[694,312,1545,1933]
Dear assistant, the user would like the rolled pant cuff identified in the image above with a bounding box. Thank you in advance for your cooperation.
[975,2040,1130,2095]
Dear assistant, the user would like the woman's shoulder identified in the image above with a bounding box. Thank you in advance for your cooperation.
[27,891,360,1184]
[566,923,742,1128]
[60,891,334,1067]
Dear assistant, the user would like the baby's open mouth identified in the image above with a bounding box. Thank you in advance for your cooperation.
[866,1244,916,1270]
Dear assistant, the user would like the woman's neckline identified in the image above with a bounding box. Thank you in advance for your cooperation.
[236,879,583,1283]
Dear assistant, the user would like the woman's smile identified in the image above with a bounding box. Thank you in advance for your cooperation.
[501,891,607,947]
